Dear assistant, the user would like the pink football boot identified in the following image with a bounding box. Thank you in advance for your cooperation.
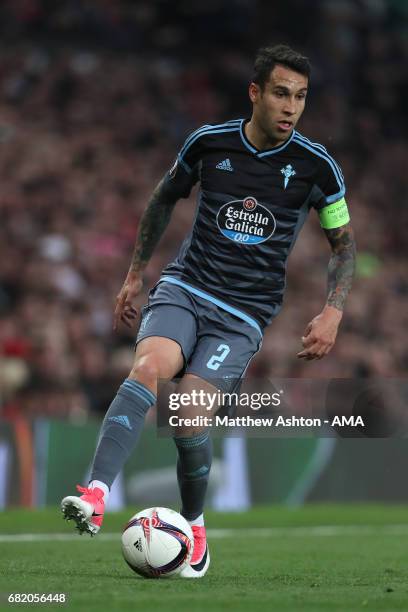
[61,485,105,536]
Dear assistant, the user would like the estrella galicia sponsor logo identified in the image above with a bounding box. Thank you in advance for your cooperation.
[216,196,276,245]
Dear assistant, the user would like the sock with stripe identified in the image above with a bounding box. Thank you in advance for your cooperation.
[174,431,212,521]
[90,379,156,488]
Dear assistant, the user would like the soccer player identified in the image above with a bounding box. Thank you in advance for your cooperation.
[61,44,356,577]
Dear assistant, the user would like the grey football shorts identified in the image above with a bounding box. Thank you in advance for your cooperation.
[136,277,264,392]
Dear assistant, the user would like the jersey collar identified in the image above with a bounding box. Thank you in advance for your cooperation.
[239,118,295,157]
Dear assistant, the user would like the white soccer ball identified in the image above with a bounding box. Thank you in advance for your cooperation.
[121,507,194,578]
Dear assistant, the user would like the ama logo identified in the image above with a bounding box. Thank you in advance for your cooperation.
[216,196,276,245]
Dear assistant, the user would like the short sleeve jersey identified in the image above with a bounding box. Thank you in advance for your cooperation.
[160,118,347,329]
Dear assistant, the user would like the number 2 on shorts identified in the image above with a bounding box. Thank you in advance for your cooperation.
[206,344,230,371]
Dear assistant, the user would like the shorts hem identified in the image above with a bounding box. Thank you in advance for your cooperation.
[184,369,243,394]
[136,333,188,368]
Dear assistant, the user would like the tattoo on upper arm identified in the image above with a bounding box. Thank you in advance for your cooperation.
[130,178,177,273]
[324,223,356,311]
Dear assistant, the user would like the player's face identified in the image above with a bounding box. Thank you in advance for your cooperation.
[249,65,308,145]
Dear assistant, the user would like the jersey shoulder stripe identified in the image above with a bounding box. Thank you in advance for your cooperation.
[293,133,344,189]
[180,119,241,151]
[179,120,242,160]
[294,132,344,181]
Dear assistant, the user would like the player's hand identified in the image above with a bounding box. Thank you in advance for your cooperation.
[113,273,143,331]
[297,306,342,360]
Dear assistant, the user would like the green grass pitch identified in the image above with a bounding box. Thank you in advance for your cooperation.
[1,505,408,611]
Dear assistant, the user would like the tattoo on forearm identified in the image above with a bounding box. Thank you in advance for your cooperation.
[325,223,356,311]
[130,178,177,273]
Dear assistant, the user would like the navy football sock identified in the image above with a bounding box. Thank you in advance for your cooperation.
[90,379,156,488]
[174,431,212,521]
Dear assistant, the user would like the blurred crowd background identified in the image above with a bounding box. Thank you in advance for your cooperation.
[1,0,407,420]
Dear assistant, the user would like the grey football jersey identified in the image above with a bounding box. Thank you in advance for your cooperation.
[160,119,346,329]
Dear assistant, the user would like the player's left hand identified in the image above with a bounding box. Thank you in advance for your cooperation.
[297,305,343,360]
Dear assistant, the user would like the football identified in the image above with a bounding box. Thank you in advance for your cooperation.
[121,507,194,578]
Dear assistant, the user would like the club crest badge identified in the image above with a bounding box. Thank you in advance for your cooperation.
[280,164,296,189]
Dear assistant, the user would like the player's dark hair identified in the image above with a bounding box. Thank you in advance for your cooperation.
[253,44,311,90]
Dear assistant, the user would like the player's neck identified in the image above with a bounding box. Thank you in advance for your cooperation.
[245,118,288,150]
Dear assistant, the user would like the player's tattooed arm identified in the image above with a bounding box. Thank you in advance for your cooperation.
[130,177,178,273]
[113,177,178,330]
[324,222,356,311]
[297,222,356,359]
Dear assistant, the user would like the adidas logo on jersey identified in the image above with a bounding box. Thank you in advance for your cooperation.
[216,158,234,172]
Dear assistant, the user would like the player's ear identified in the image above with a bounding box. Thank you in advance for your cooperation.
[249,82,260,103]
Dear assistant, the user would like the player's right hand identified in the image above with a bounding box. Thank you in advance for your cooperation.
[113,274,143,331]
